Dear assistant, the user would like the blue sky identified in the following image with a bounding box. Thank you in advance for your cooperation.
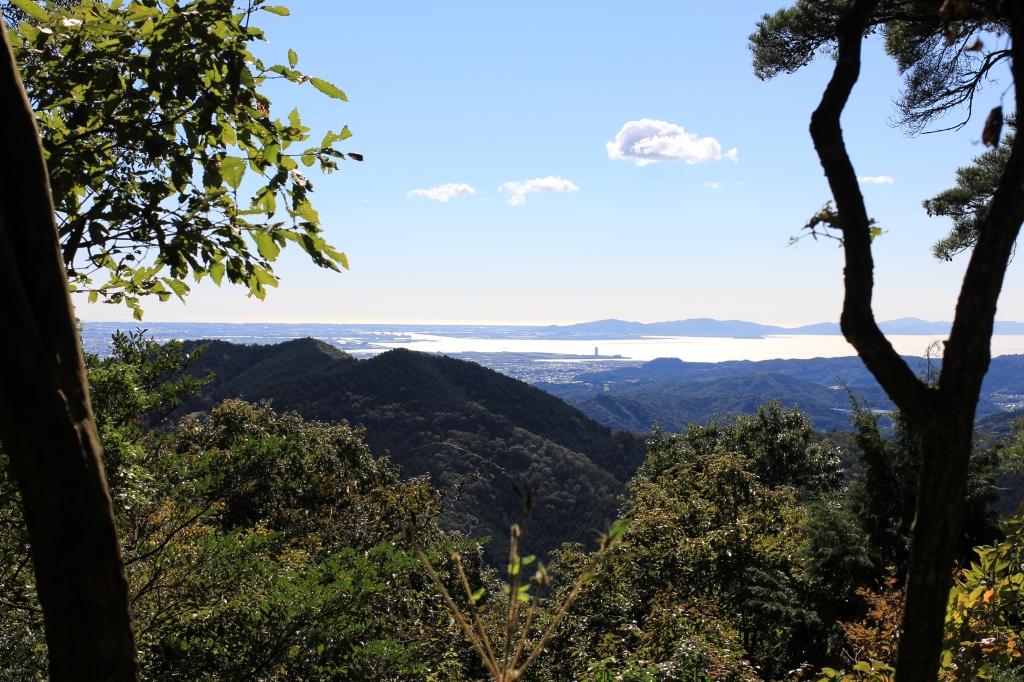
[75,0,1024,325]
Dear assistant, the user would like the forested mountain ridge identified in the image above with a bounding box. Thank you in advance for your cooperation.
[541,354,1024,433]
[176,338,646,563]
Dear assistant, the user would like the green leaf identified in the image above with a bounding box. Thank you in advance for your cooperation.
[254,231,280,261]
[295,199,319,224]
[210,262,226,286]
[220,123,237,146]
[10,0,48,21]
[261,143,281,165]
[323,244,348,270]
[339,125,352,140]
[253,266,278,287]
[310,77,348,102]
[220,157,246,190]
[255,189,277,215]
[470,587,485,604]
[127,297,144,321]
[163,278,189,301]
[262,5,290,16]
[516,583,531,602]
[287,48,298,68]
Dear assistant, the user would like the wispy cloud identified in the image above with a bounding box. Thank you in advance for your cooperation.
[607,119,735,166]
[498,176,579,206]
[407,183,477,202]
[704,181,724,190]
[858,175,895,185]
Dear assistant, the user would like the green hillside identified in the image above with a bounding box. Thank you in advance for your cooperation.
[178,339,646,563]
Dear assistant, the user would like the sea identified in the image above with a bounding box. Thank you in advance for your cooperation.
[80,322,1024,364]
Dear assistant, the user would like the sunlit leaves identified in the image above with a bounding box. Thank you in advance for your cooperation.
[10,0,359,314]
[220,157,246,190]
[309,76,348,101]
[9,0,47,22]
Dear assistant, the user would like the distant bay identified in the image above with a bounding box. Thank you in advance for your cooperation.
[377,333,1024,363]
[81,322,1024,363]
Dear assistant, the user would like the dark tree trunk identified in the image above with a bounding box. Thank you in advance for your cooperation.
[806,2,1024,682]
[0,21,139,682]
[896,418,972,679]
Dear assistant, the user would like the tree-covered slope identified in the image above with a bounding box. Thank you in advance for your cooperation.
[539,354,1024,433]
[178,339,646,563]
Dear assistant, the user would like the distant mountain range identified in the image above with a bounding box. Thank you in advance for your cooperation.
[538,354,1024,433]
[537,317,1024,339]
[175,339,646,563]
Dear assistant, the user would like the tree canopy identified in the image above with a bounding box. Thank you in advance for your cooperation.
[751,0,1012,134]
[0,334,485,680]
[4,0,359,318]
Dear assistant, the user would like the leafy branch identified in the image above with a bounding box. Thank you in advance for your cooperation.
[407,518,627,682]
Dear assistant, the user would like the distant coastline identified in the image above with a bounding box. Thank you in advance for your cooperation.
[80,315,1024,341]
[80,318,1024,364]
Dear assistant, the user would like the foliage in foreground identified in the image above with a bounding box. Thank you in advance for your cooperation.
[527,404,840,681]
[820,509,1024,682]
[411,511,628,682]
[3,336,1024,681]
[5,0,358,316]
[0,334,481,680]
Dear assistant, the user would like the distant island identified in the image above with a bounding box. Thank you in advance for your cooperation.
[533,316,1024,339]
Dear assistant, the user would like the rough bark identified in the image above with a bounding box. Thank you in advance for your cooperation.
[806,2,1024,681]
[0,21,139,682]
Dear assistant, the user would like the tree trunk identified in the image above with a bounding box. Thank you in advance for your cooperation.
[0,21,139,682]
[805,2,1024,680]
[895,416,973,682]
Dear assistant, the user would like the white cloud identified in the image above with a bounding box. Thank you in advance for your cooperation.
[498,176,579,206]
[704,181,723,190]
[858,175,895,185]
[407,183,477,202]
[606,119,733,166]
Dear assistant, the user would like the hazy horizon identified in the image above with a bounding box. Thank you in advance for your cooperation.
[76,314,1024,327]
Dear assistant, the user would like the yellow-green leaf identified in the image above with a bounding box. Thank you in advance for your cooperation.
[253,266,278,287]
[262,5,290,16]
[288,48,298,67]
[295,199,319,224]
[164,277,189,300]
[10,0,48,21]
[255,189,276,215]
[221,157,246,189]
[254,231,280,260]
[310,77,348,101]
[210,261,225,285]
